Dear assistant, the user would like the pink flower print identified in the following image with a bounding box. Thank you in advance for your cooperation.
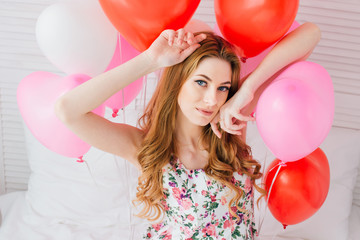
[187,214,195,221]
[210,195,216,202]
[161,230,172,240]
[163,202,170,211]
[152,223,162,231]
[182,226,193,238]
[224,219,235,231]
[195,203,199,207]
[201,190,207,196]
[172,187,181,200]
[147,233,152,238]
[231,206,238,214]
[206,180,211,186]
[163,233,172,240]
[244,214,248,223]
[221,196,227,205]
[202,223,216,237]
[245,177,252,193]
[207,224,216,236]
[181,198,192,210]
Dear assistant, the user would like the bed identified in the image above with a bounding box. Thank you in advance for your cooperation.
[0,120,359,240]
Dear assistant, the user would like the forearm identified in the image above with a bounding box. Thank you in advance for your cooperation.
[55,51,158,122]
[241,22,321,93]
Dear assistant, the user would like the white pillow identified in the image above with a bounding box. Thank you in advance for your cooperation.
[247,123,360,240]
[23,108,143,228]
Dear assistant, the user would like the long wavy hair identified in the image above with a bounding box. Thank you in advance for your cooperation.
[133,31,265,222]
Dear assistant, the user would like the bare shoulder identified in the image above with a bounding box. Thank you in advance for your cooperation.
[110,122,144,171]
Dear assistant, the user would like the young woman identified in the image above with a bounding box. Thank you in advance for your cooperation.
[55,23,321,239]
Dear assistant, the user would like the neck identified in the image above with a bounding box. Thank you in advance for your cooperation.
[175,112,203,151]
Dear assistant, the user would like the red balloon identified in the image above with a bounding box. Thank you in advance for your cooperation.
[263,148,330,228]
[214,0,299,58]
[99,0,200,52]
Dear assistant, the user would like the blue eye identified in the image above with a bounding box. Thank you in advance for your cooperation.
[195,80,207,87]
[218,86,230,92]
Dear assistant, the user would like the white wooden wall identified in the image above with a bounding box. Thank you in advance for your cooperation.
[1,0,360,194]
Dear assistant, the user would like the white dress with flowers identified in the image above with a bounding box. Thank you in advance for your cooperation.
[143,157,256,240]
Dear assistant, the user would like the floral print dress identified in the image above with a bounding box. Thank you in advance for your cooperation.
[143,157,256,240]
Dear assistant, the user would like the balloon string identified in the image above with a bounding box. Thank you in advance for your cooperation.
[271,226,283,240]
[143,74,148,111]
[258,162,284,235]
[257,151,268,235]
[118,33,122,64]
[76,156,98,186]
[122,88,126,123]
[118,33,127,123]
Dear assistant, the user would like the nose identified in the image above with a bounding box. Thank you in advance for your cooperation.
[203,88,218,106]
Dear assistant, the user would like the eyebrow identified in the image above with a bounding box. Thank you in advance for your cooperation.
[195,74,231,85]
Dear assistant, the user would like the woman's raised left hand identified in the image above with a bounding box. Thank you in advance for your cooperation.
[210,86,255,138]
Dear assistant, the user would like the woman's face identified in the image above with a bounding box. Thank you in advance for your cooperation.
[177,57,232,126]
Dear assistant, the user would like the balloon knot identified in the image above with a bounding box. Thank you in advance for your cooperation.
[77,156,84,163]
[112,109,119,118]
[283,224,288,229]
[240,57,247,63]
[250,111,255,118]
[279,161,287,167]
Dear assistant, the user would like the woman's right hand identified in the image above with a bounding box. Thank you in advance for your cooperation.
[145,29,207,68]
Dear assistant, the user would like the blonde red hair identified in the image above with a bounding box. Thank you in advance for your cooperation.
[133,31,264,222]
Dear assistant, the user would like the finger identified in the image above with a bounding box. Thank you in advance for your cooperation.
[223,114,233,130]
[210,121,222,139]
[194,33,207,43]
[180,43,200,60]
[167,30,176,46]
[221,125,242,136]
[212,113,220,124]
[177,29,185,45]
[186,32,195,45]
[232,111,255,122]
[226,122,246,131]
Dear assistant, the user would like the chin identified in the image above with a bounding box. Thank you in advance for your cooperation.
[190,117,211,127]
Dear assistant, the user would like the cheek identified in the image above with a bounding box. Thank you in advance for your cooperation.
[178,83,200,104]
[218,93,229,106]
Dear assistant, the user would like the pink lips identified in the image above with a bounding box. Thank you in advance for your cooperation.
[196,108,214,116]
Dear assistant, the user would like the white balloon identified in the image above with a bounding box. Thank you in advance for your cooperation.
[36,0,117,76]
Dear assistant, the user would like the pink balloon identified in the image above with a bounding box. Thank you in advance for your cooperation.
[255,62,334,162]
[104,35,143,117]
[185,19,213,33]
[17,72,105,158]
[213,22,223,37]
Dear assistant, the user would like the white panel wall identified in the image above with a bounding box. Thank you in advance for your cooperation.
[1,0,360,194]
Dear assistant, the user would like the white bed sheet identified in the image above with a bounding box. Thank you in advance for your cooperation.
[348,204,360,240]
[0,191,148,240]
